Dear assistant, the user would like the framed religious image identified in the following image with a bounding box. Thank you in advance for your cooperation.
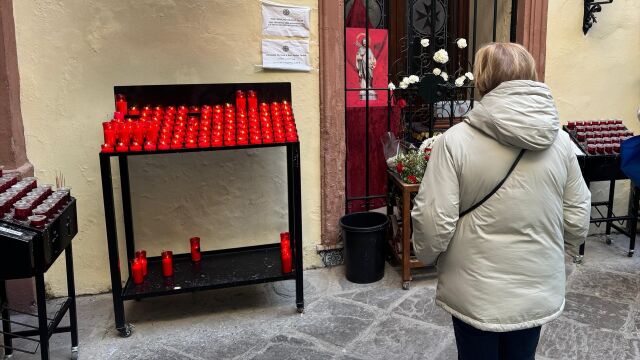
[346,28,389,108]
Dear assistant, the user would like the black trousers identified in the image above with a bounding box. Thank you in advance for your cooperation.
[452,316,542,360]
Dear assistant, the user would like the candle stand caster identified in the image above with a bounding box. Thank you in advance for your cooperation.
[117,324,134,338]
[573,255,584,265]
[605,235,612,245]
[402,281,411,290]
[628,250,634,258]
[297,306,304,314]
[71,346,78,360]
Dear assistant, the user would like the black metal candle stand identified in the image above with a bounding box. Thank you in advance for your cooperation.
[0,199,79,360]
[99,83,304,338]
[563,126,638,260]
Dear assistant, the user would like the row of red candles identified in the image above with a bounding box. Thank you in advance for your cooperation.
[566,119,624,130]
[130,233,293,285]
[0,172,71,227]
[102,92,298,153]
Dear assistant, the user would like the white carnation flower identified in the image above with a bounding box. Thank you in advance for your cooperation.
[399,81,408,89]
[402,77,410,85]
[464,72,474,81]
[440,72,448,81]
[457,38,468,49]
[433,49,449,64]
[432,68,442,76]
[455,76,466,87]
[388,82,396,91]
[408,75,420,84]
[420,38,430,48]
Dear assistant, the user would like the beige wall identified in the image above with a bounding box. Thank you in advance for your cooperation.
[545,0,640,221]
[13,0,321,296]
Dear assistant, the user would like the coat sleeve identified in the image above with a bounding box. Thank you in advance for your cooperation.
[411,136,460,265]
[563,149,591,257]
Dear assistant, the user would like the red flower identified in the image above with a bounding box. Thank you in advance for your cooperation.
[396,163,404,173]
[407,175,418,184]
[424,155,430,161]
[424,147,431,152]
[397,99,407,109]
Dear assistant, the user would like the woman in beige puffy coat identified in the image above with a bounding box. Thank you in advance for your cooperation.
[411,43,591,359]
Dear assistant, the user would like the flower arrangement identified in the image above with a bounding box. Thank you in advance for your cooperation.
[388,37,474,92]
[391,134,441,184]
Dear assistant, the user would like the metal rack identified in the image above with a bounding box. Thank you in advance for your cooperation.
[564,126,639,260]
[99,141,304,337]
[0,246,78,360]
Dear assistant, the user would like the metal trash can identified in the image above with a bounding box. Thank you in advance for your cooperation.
[340,212,389,284]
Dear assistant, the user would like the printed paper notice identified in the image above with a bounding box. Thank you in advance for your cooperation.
[262,1,310,38]
[262,40,311,72]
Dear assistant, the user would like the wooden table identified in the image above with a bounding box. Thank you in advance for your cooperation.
[386,170,428,289]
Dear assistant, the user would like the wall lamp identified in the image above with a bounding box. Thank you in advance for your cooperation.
[583,0,614,34]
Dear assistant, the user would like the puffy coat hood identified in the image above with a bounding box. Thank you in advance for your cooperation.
[464,80,559,151]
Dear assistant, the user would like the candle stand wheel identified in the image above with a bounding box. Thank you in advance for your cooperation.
[605,235,612,245]
[572,255,584,265]
[402,281,411,290]
[117,324,133,338]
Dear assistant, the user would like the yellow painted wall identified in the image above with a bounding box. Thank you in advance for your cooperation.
[13,0,321,296]
[546,0,640,220]
[546,0,640,130]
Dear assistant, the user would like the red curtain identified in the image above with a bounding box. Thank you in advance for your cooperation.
[346,106,400,213]
[345,0,372,28]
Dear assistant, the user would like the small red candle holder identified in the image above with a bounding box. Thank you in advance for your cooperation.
[136,250,148,276]
[144,142,157,152]
[116,94,127,114]
[116,142,129,152]
[161,251,174,277]
[190,237,202,262]
[28,214,47,228]
[281,247,292,274]
[131,258,144,285]
[129,142,142,152]
[101,144,115,153]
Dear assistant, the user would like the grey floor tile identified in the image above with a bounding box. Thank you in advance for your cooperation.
[568,267,640,304]
[293,297,377,348]
[563,291,631,331]
[392,287,451,327]
[336,286,406,310]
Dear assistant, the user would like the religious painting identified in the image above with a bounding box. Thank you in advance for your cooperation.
[346,28,389,108]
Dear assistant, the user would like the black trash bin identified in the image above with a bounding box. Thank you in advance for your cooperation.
[340,212,389,284]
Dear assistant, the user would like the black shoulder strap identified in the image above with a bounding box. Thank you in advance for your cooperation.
[459,149,526,217]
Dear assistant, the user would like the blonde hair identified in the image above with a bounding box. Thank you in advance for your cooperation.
[474,43,538,96]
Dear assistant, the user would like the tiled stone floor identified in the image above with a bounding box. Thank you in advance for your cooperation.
[4,233,640,359]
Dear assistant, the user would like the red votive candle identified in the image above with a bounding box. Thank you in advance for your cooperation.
[144,142,157,152]
[190,237,201,262]
[613,142,621,153]
[28,214,47,228]
[136,250,148,277]
[158,141,170,151]
[116,142,129,152]
[131,259,144,285]
[13,201,31,220]
[587,144,597,155]
[161,251,173,277]
[604,143,613,154]
[281,247,292,274]
[116,94,127,114]
[129,142,142,152]
[101,144,115,153]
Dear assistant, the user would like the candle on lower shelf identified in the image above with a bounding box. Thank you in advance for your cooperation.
[136,250,148,277]
[162,250,174,277]
[131,258,144,285]
[190,237,202,262]
[281,247,292,274]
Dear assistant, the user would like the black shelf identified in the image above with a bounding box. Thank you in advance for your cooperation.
[122,244,295,300]
[99,141,299,158]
